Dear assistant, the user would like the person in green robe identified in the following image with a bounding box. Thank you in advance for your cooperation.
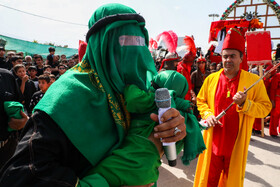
[91,70,206,187]
[0,3,186,187]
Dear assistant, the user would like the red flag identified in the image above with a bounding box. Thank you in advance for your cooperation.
[246,31,272,65]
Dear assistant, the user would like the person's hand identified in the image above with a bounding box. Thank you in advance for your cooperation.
[8,111,28,130]
[205,115,222,127]
[191,95,197,105]
[150,108,186,143]
[233,87,247,106]
[271,100,275,108]
[22,75,29,83]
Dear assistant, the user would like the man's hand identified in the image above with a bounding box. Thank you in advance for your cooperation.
[150,108,186,143]
[206,115,222,127]
[8,111,28,130]
[233,87,247,106]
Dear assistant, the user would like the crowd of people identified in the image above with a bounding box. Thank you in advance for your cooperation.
[0,3,279,187]
[0,46,79,116]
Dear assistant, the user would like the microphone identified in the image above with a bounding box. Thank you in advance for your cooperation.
[155,88,177,167]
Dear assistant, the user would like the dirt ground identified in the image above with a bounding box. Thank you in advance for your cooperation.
[158,126,280,187]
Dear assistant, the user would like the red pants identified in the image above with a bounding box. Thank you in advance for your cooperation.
[253,118,262,131]
[270,97,280,136]
[207,152,231,187]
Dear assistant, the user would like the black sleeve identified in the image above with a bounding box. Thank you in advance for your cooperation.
[0,111,91,187]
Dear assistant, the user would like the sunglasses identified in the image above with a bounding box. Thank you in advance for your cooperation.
[59,68,66,70]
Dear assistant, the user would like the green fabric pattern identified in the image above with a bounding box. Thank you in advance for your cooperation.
[90,85,160,186]
[34,3,157,186]
[91,70,206,186]
[4,101,24,132]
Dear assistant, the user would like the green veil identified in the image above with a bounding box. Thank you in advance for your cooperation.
[34,3,157,168]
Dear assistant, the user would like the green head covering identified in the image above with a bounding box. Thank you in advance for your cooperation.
[34,3,157,167]
[150,70,188,99]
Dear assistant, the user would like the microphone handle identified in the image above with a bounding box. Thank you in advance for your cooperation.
[158,107,177,167]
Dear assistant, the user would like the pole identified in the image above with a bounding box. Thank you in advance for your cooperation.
[259,65,265,137]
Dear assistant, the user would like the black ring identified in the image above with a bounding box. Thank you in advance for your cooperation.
[86,13,145,43]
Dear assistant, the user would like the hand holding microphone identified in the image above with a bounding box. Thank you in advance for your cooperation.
[154,88,185,167]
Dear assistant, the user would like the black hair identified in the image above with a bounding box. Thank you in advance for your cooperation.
[13,64,25,73]
[48,47,55,52]
[43,65,52,71]
[11,55,23,62]
[35,55,43,61]
[38,74,50,83]
[28,66,37,71]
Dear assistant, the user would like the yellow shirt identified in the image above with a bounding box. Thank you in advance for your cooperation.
[194,69,272,187]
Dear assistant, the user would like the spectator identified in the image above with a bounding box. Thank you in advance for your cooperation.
[10,56,23,78]
[0,68,27,169]
[217,62,223,71]
[190,56,211,120]
[73,54,79,64]
[29,74,51,112]
[24,56,32,64]
[60,54,66,60]
[27,66,39,89]
[46,47,55,67]
[43,65,52,74]
[16,52,24,57]
[49,74,56,84]
[56,64,67,80]
[196,47,203,58]
[34,55,44,76]
[5,52,15,70]
[13,64,37,116]
[61,59,68,66]
[68,59,75,68]
[275,43,280,61]
[210,62,217,73]
[0,47,8,69]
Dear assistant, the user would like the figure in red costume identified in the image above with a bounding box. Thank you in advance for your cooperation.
[253,64,275,134]
[269,66,280,138]
[177,36,196,101]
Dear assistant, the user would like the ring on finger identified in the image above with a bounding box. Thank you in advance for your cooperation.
[174,127,182,136]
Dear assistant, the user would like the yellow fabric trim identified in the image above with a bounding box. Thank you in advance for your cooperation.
[194,70,272,187]
[75,178,79,187]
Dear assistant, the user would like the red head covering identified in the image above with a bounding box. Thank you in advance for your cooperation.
[196,56,206,63]
[222,28,245,53]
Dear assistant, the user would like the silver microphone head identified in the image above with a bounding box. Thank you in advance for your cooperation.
[155,88,171,108]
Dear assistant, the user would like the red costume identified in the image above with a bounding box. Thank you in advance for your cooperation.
[177,60,193,100]
[253,65,274,132]
[269,72,280,136]
[177,36,196,100]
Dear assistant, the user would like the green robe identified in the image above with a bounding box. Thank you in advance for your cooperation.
[91,71,206,186]
[35,3,157,186]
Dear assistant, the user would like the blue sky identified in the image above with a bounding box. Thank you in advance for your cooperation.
[0,0,279,52]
